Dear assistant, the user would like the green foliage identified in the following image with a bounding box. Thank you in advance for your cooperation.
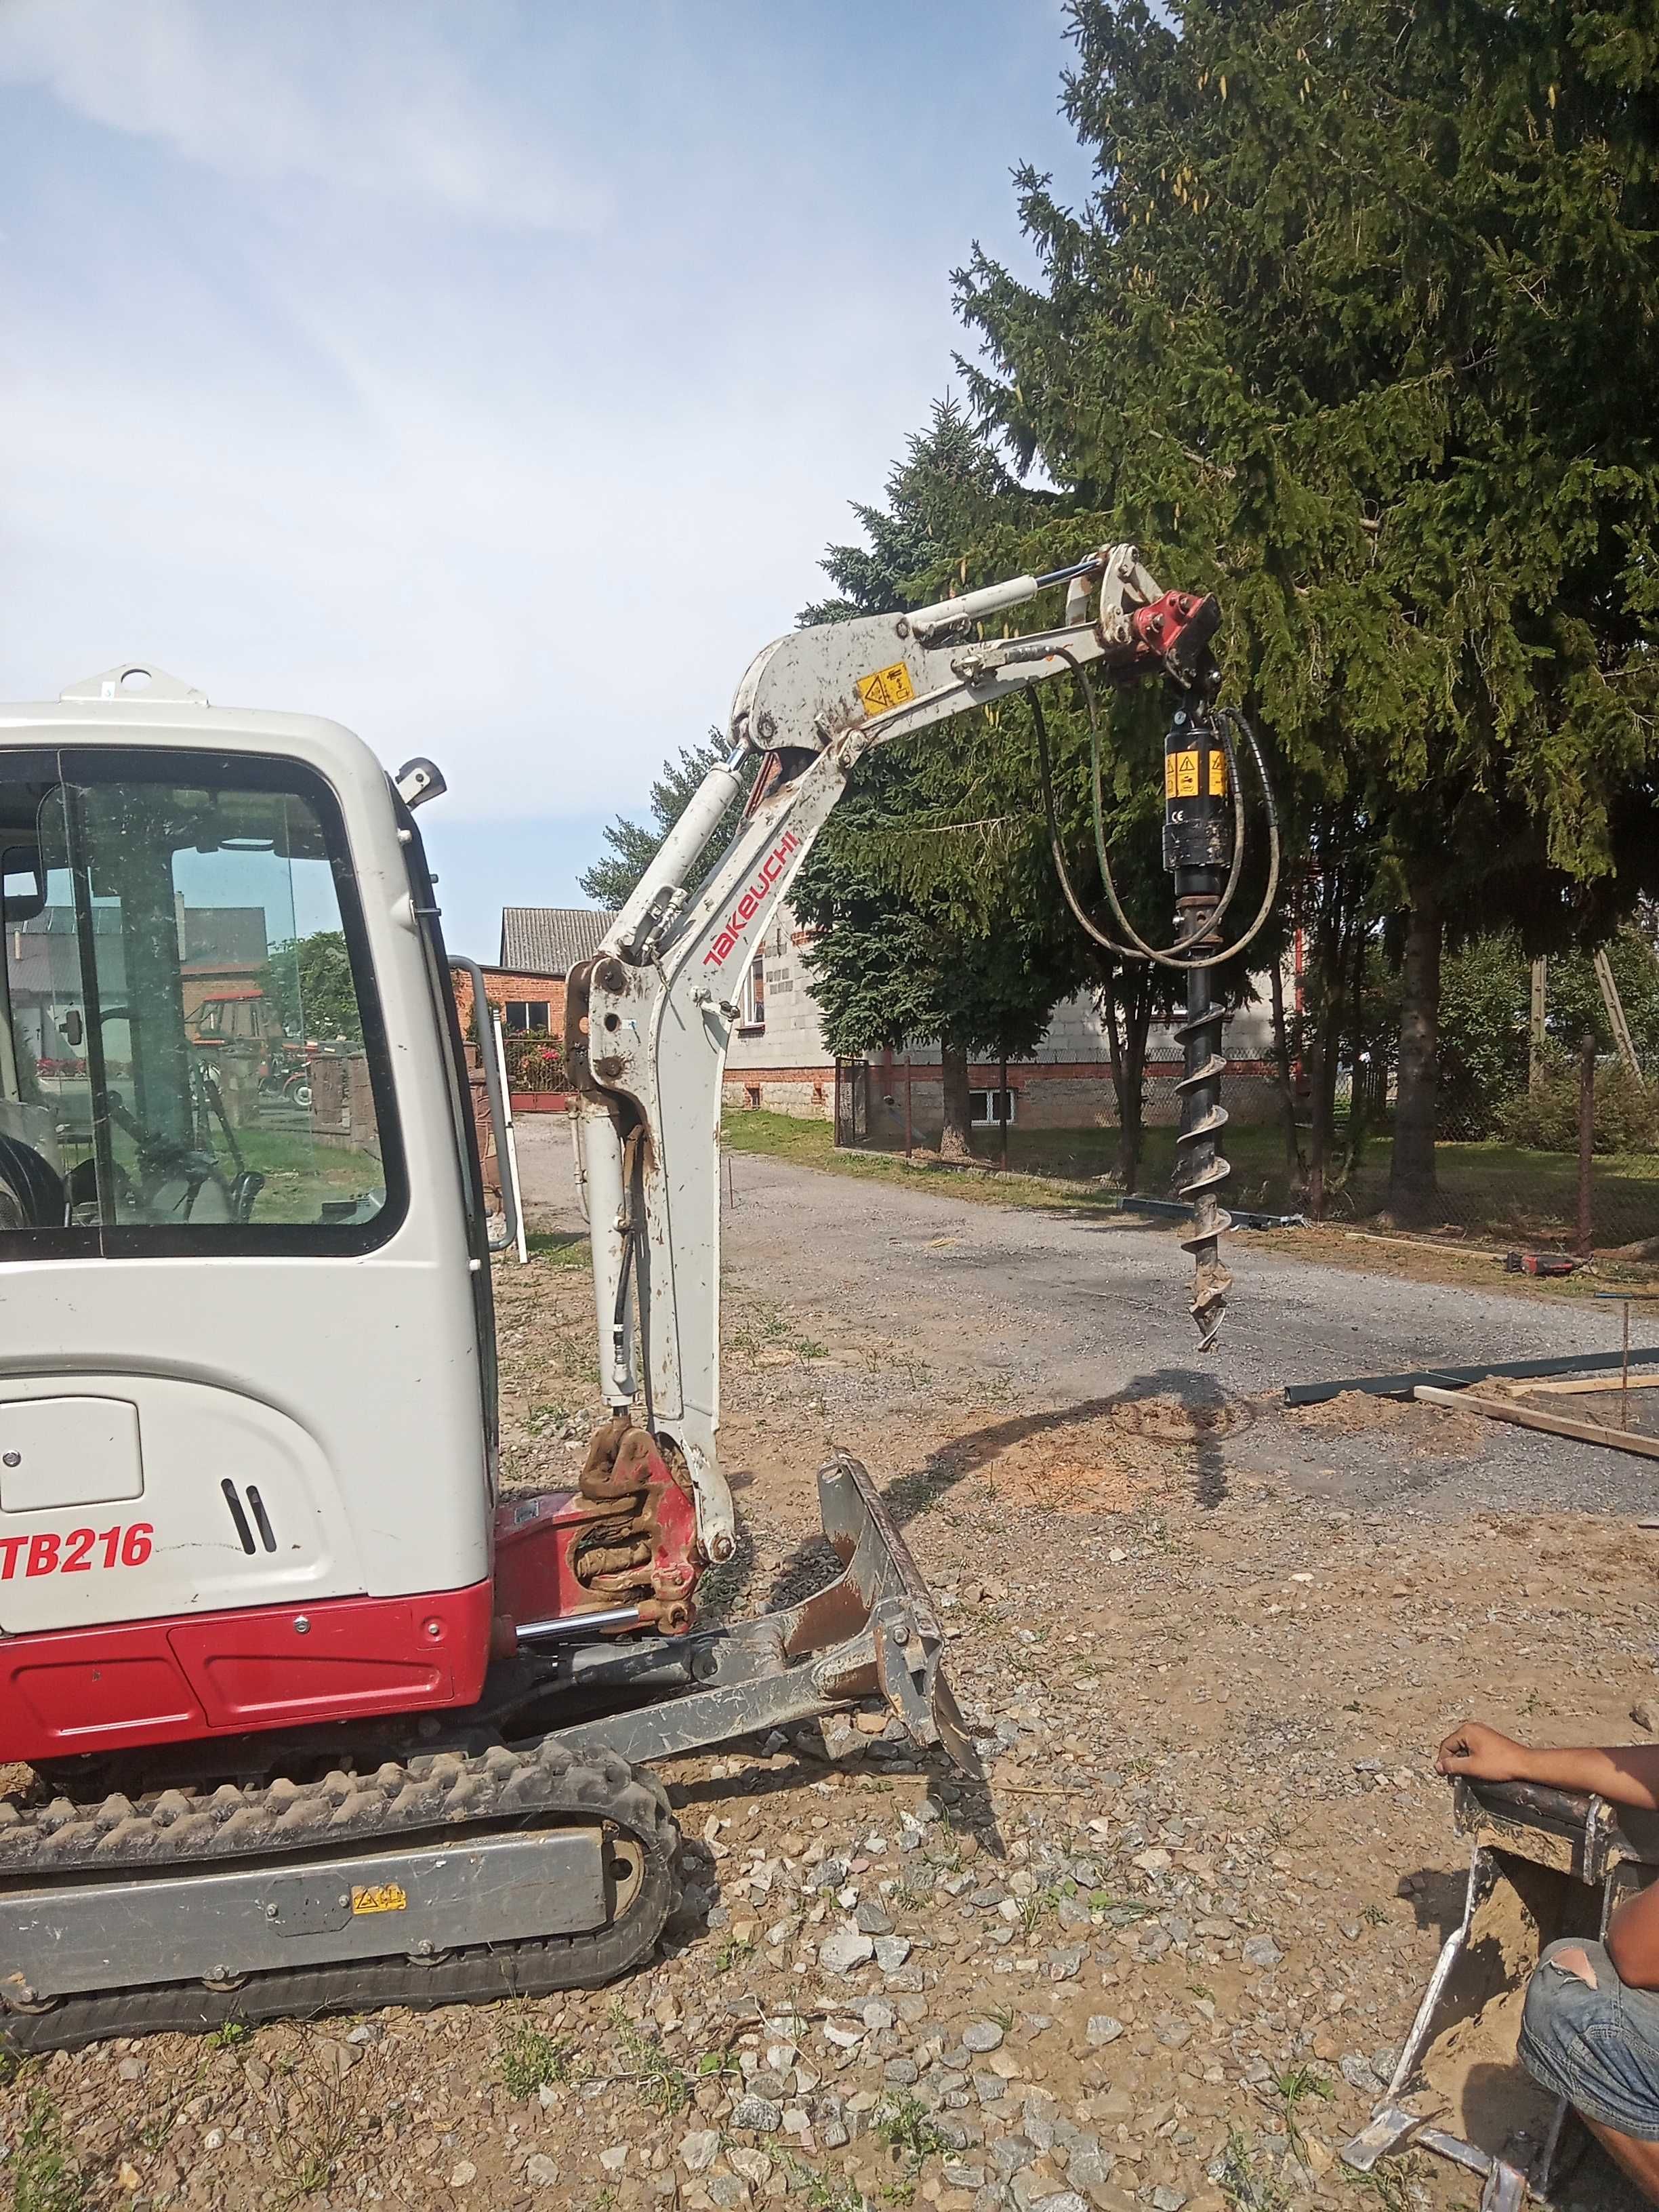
[792,402,1199,1139]
[498,2020,577,2097]
[502,1027,566,1091]
[1546,932,1659,1066]
[943,0,1659,1201]
[1437,934,1530,1134]
[1497,1055,1659,1154]
[260,930,361,1042]
[579,732,756,910]
[960,0,1659,877]
[608,2004,693,2119]
[874,2093,950,2167]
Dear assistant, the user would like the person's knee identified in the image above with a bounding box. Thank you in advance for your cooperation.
[1544,1941,1601,1988]
[1524,1940,1601,2055]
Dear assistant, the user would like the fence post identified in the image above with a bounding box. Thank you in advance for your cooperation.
[998,1052,1010,1174]
[1530,958,1548,1092]
[903,1052,914,1161]
[1576,1031,1596,1256]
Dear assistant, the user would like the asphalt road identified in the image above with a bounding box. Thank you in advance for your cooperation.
[514,1116,1659,1519]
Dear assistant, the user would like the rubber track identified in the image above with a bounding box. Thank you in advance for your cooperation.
[0,1743,680,2055]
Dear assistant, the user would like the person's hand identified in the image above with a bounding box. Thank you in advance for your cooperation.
[1436,1719,1529,1782]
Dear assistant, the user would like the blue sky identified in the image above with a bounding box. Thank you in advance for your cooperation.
[0,2,1090,958]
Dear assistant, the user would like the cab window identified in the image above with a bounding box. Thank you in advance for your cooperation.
[0,752,398,1247]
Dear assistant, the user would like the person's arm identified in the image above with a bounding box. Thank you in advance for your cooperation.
[1436,1720,1659,1811]
[1608,1879,1659,1989]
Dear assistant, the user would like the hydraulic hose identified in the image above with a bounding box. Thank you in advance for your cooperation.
[1029,671,1280,1347]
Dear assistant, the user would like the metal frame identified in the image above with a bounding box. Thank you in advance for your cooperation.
[1341,1778,1659,2202]
[449,955,519,1256]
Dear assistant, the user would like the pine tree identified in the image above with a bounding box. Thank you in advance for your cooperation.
[796,402,1212,1169]
[954,0,1659,1219]
[579,734,752,911]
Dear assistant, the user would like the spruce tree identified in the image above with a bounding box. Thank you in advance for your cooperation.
[955,0,1659,1219]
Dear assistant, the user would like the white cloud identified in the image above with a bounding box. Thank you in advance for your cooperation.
[0,0,605,231]
[0,2,1084,855]
[0,340,882,821]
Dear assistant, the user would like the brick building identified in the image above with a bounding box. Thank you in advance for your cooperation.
[449,907,617,1046]
[720,902,1279,1141]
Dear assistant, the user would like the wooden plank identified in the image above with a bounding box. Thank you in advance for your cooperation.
[1510,1372,1659,1400]
[1415,1384,1659,1462]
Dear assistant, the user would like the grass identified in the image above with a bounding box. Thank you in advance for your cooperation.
[874,2093,949,2167]
[499,2020,579,2097]
[1212,2125,1292,2211]
[1273,2064,1334,2165]
[609,2005,693,2119]
[267,2045,365,2205]
[722,1110,1116,1217]
[723,1105,1659,1254]
[1343,2160,1421,2209]
[525,1229,590,1268]
[14,2093,87,2212]
[779,2154,869,2212]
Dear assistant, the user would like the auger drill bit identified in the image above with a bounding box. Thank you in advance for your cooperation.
[1174,952,1233,1347]
[1163,705,1235,1349]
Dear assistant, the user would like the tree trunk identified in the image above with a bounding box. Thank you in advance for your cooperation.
[1304,935,1340,1221]
[1268,955,1305,1187]
[1120,968,1153,1195]
[1389,871,1442,1224]
[1338,924,1371,1175]
[939,1038,972,1162]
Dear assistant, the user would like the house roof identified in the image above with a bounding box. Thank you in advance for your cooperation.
[499,905,617,976]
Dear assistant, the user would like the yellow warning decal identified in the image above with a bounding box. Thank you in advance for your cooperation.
[351,1882,409,1916]
[856,661,916,718]
[1165,750,1229,799]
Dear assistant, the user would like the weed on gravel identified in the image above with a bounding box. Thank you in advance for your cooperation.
[498,2018,578,2096]
[13,2091,87,2212]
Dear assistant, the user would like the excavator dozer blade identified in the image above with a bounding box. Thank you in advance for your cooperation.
[548,1453,978,1772]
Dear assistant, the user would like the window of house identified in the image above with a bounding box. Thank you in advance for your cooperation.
[739,955,764,1031]
[968,1088,1017,1128]
[504,1000,551,1033]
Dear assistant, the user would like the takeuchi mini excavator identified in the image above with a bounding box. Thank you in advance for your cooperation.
[0,548,1245,2046]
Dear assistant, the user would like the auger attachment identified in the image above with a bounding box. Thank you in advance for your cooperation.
[1164,705,1235,1347]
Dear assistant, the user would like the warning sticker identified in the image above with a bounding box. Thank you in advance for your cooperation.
[856,661,916,718]
[1165,750,1229,799]
[352,1883,409,1916]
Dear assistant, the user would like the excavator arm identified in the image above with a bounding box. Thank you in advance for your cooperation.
[566,546,1220,1561]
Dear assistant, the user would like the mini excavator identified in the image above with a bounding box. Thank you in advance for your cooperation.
[0,546,1263,2045]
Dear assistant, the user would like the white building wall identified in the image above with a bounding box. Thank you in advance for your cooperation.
[720,903,1282,1125]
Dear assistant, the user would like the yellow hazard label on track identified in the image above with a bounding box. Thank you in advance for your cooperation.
[351,1883,408,1915]
[1166,749,1229,798]
[856,661,916,717]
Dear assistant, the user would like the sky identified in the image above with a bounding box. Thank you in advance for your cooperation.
[0,1,1091,958]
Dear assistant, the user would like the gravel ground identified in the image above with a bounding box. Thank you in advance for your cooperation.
[5,1128,1658,2211]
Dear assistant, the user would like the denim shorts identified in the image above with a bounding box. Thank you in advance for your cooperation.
[1519,1938,1659,2140]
